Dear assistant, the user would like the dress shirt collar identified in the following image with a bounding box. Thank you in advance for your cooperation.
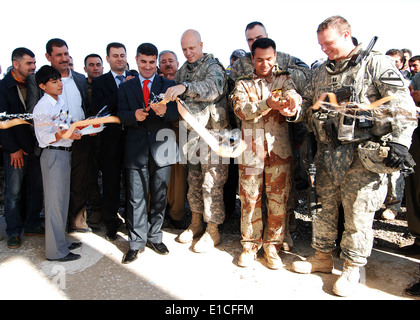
[43,93,65,109]
[61,68,73,80]
[139,73,155,87]
[111,70,127,79]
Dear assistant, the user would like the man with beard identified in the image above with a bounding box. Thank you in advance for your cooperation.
[0,47,44,248]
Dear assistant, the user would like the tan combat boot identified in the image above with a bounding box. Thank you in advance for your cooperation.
[292,250,334,274]
[332,261,360,297]
[282,230,293,252]
[175,212,203,244]
[238,245,258,267]
[192,223,220,253]
[263,244,283,270]
[381,208,398,220]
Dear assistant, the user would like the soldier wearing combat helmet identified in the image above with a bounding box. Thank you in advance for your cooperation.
[285,16,417,297]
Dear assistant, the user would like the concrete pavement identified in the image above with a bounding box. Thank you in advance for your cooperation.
[0,214,419,301]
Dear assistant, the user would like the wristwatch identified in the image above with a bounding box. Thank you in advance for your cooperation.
[182,82,189,92]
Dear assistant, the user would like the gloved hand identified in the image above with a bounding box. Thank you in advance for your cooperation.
[383,143,409,169]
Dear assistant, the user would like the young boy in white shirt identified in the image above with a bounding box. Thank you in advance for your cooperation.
[34,65,83,261]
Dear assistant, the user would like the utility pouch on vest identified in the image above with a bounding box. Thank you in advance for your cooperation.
[313,112,331,144]
[334,86,353,104]
[356,110,373,129]
[338,110,355,142]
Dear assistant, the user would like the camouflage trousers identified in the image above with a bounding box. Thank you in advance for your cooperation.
[238,161,292,251]
[187,161,228,225]
[384,170,405,213]
[314,151,388,266]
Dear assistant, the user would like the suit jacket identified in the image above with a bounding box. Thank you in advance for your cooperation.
[0,71,35,154]
[92,70,136,115]
[117,75,179,169]
[27,69,90,116]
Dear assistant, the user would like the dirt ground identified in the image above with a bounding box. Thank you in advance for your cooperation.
[0,189,419,303]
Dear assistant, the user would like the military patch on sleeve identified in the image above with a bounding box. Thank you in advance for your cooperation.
[379,69,405,87]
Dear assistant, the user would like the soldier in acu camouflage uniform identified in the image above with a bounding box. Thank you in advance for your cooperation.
[232,38,302,269]
[164,29,229,253]
[289,16,418,297]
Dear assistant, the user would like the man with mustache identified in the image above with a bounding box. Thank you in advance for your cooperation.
[231,38,302,269]
[0,47,44,249]
[158,50,186,228]
[159,50,179,80]
[229,21,310,252]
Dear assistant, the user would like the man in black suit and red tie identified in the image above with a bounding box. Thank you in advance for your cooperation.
[92,43,136,240]
[117,43,179,264]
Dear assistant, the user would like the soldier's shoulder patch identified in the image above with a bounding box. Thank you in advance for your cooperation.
[379,69,405,87]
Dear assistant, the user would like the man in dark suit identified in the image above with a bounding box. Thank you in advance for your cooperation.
[84,53,104,224]
[27,38,92,233]
[118,43,179,264]
[0,47,44,249]
[92,42,136,240]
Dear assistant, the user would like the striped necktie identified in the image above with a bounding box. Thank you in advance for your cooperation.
[116,75,124,87]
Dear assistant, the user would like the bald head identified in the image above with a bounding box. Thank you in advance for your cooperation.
[182,29,201,42]
[181,29,204,63]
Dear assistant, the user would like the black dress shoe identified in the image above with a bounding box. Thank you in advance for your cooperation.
[47,252,81,262]
[146,241,169,255]
[68,242,82,250]
[169,218,185,230]
[105,229,118,241]
[406,281,420,296]
[397,243,420,256]
[122,248,144,264]
[24,226,45,237]
[105,221,122,241]
[68,225,92,233]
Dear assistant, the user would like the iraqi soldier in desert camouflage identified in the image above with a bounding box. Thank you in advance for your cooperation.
[164,29,229,253]
[231,38,302,269]
[229,21,310,252]
[287,16,418,297]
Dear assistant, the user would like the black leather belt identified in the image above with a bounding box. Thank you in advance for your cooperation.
[45,146,72,152]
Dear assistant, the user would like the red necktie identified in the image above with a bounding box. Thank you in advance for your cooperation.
[143,79,150,109]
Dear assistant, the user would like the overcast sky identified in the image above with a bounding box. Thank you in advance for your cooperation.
[0,0,419,76]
